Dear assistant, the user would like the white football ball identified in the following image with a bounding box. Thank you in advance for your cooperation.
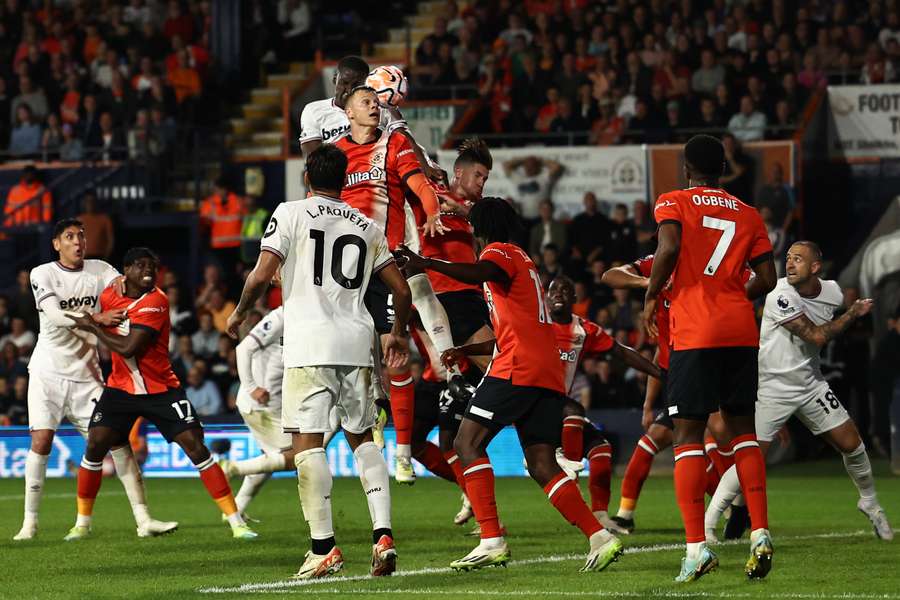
[365,65,408,108]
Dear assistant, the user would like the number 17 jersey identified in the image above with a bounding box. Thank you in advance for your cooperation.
[260,195,394,368]
[653,186,772,350]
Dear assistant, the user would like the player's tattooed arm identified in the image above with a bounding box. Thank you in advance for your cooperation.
[601,264,648,289]
[781,299,873,347]
[227,250,281,339]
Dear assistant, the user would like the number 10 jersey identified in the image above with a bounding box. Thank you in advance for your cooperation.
[260,195,394,368]
[653,186,772,351]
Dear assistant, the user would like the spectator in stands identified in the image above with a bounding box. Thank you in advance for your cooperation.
[167,48,202,107]
[534,87,560,133]
[76,191,114,259]
[4,165,52,227]
[93,48,128,90]
[0,297,11,338]
[59,123,84,161]
[721,133,756,205]
[555,53,589,101]
[606,203,637,263]
[10,74,48,125]
[0,77,10,148]
[185,365,222,416]
[9,104,41,156]
[195,264,226,310]
[757,162,796,240]
[569,192,609,263]
[588,258,614,314]
[80,93,103,149]
[589,360,631,408]
[278,0,312,60]
[0,342,28,383]
[549,96,588,141]
[191,310,219,359]
[538,243,565,287]
[728,95,767,142]
[861,43,896,84]
[164,0,195,43]
[625,97,666,144]
[797,51,827,90]
[172,334,195,383]
[97,111,126,161]
[205,289,237,334]
[6,271,37,332]
[691,49,726,95]
[209,336,236,397]
[759,206,788,276]
[45,107,70,148]
[128,108,153,159]
[149,104,176,153]
[166,285,196,346]
[529,199,567,259]
[200,177,245,279]
[502,155,564,222]
[124,0,153,27]
[0,317,35,356]
[5,375,28,425]
[103,70,138,127]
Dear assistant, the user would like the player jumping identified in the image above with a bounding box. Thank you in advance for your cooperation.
[337,85,450,484]
[396,198,624,573]
[14,219,175,541]
[227,144,412,579]
[644,134,777,582]
[65,248,257,540]
[547,275,661,533]
[704,241,893,541]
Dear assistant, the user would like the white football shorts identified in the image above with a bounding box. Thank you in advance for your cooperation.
[240,408,292,455]
[282,366,375,435]
[27,373,103,436]
[755,382,850,442]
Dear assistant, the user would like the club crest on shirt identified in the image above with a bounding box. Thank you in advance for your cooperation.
[371,152,384,164]
[572,334,584,345]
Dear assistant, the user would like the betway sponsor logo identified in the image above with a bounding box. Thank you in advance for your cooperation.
[60,295,97,310]
[345,166,384,186]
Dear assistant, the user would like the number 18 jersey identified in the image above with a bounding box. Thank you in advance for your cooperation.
[653,187,772,350]
[260,196,394,368]
[479,242,565,393]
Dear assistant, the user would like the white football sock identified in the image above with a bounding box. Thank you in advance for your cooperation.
[407,274,458,374]
[296,448,334,540]
[233,453,287,476]
[22,450,49,525]
[110,446,151,525]
[704,464,742,532]
[354,441,391,531]
[842,442,877,503]
[235,473,271,513]
[396,443,411,460]
[686,541,706,561]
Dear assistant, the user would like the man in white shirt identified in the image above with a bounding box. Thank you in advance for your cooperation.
[14,218,176,541]
[728,95,767,142]
[502,156,564,221]
[705,241,893,542]
[227,144,412,580]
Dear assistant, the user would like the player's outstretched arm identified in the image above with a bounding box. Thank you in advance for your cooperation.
[70,313,154,358]
[394,244,509,286]
[407,172,447,237]
[399,129,447,184]
[642,369,663,431]
[601,264,648,289]
[643,223,680,336]
[781,299,873,348]
[611,343,663,380]
[441,339,497,371]
[227,250,281,339]
[236,337,269,405]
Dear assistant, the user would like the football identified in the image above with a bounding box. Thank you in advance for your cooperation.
[365,65,408,108]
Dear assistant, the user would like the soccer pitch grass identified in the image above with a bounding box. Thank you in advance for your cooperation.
[1,461,898,599]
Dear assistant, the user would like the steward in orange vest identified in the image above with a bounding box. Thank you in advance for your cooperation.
[5,165,53,227]
[199,178,245,250]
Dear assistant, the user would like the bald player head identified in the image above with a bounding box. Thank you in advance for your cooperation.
[785,240,823,288]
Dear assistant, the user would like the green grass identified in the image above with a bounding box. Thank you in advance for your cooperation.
[1,461,898,599]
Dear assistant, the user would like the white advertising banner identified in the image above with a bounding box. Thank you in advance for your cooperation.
[437,145,648,219]
[828,85,900,159]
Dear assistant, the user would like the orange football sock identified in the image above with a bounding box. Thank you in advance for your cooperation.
[619,435,657,511]
[588,443,612,512]
[561,416,585,461]
[463,458,501,539]
[674,444,707,543]
[76,459,104,517]
[545,472,603,538]
[389,372,415,446]
[417,442,456,483]
[197,458,238,516]
[444,450,467,494]
[732,433,768,530]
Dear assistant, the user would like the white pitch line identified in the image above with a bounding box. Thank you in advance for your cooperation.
[233,590,900,599]
[198,529,893,594]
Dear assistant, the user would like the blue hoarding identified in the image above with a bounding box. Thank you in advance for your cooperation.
[0,425,534,478]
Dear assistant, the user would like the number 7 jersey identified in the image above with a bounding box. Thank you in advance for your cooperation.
[653,186,772,350]
[260,195,394,369]
[479,242,565,393]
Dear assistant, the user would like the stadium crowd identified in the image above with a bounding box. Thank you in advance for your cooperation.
[410,0,900,143]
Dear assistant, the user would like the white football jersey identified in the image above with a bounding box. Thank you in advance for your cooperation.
[236,307,285,413]
[260,195,394,367]
[29,260,120,382]
[758,277,844,398]
[298,98,407,145]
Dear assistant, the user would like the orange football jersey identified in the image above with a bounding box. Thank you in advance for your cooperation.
[653,186,772,350]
